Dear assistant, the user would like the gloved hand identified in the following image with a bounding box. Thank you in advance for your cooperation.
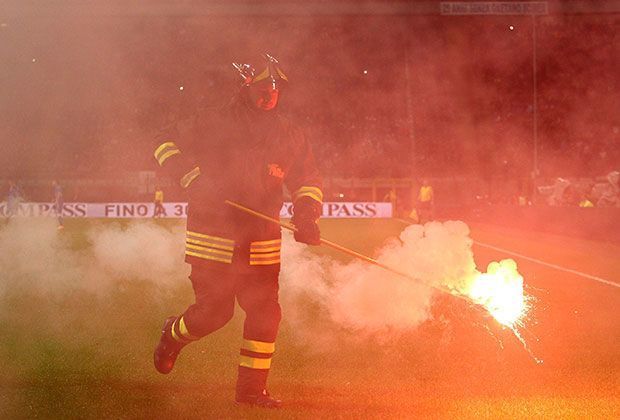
[291,197,321,245]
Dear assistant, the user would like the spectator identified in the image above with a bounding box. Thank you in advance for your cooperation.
[6,181,22,218]
[51,180,64,229]
[416,178,434,224]
[153,185,167,218]
[383,188,398,218]
[596,171,619,207]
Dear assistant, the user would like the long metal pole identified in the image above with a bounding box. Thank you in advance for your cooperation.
[225,199,414,279]
[225,199,479,306]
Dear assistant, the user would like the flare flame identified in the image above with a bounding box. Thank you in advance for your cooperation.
[464,259,527,328]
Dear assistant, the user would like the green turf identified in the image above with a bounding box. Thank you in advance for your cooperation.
[0,218,617,419]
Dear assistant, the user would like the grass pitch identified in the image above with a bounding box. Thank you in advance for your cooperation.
[0,218,618,419]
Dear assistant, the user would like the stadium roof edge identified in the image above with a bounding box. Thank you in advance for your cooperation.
[2,1,620,17]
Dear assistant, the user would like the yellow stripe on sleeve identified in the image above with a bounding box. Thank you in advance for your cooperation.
[154,142,181,166]
[154,141,176,158]
[180,166,200,188]
[293,186,323,204]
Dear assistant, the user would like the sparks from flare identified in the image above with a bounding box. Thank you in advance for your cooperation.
[455,259,542,363]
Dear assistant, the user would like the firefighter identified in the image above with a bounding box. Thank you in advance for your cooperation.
[152,53,322,408]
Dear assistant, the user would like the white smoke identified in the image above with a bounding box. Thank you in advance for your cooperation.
[88,221,186,282]
[0,218,188,303]
[280,220,480,337]
[0,217,488,342]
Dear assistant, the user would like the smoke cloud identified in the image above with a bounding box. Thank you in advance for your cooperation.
[0,219,188,302]
[0,218,495,347]
[280,220,480,340]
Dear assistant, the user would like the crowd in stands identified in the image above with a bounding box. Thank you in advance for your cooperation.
[536,170,620,208]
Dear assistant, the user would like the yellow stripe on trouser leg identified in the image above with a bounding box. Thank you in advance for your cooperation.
[179,316,199,340]
[239,355,272,369]
[242,339,275,354]
[171,318,182,342]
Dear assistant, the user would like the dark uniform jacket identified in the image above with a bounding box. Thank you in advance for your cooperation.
[154,97,322,271]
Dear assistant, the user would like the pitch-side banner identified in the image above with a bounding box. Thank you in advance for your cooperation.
[0,202,393,218]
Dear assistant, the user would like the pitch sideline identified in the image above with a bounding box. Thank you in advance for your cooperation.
[396,218,619,290]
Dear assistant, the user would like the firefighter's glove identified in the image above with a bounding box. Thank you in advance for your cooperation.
[291,198,321,246]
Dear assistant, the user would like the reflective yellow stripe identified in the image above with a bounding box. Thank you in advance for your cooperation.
[249,259,281,266]
[275,66,288,81]
[180,166,200,188]
[293,186,323,203]
[171,318,181,341]
[154,141,176,157]
[250,251,280,259]
[250,245,281,253]
[154,141,177,157]
[156,149,181,166]
[295,191,322,203]
[239,355,271,369]
[252,67,270,83]
[250,239,281,253]
[179,316,198,340]
[154,142,181,166]
[251,239,281,246]
[187,231,234,245]
[250,239,282,253]
[242,339,275,353]
[186,243,233,257]
[185,250,232,264]
[186,237,235,252]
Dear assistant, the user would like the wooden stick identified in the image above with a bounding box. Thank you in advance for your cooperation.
[225,199,446,290]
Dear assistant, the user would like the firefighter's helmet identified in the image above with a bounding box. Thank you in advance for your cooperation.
[232,53,288,89]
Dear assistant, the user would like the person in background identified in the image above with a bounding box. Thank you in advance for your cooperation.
[578,193,594,208]
[153,185,167,218]
[6,181,22,219]
[416,178,434,224]
[383,187,398,218]
[51,180,64,229]
[596,170,619,207]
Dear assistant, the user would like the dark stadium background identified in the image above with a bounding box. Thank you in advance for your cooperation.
[1,1,618,204]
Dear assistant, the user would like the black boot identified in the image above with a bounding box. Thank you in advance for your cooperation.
[153,316,185,374]
[235,389,282,408]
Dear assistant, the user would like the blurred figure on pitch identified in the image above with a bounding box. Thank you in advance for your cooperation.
[416,178,434,224]
[578,192,594,208]
[153,185,167,218]
[6,180,22,219]
[383,187,398,218]
[51,180,64,229]
[595,171,619,207]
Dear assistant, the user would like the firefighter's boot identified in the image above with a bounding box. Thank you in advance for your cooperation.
[153,316,185,374]
[236,389,282,408]
[235,366,281,408]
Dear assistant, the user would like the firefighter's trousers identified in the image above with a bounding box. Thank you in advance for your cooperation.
[179,263,282,396]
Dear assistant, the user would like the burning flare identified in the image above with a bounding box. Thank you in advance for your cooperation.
[465,259,527,328]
